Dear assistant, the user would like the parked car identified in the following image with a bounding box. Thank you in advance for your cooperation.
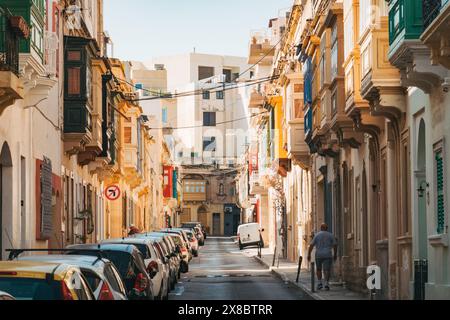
[165,233,190,272]
[133,233,180,290]
[237,223,264,250]
[182,222,207,239]
[151,232,186,273]
[162,228,193,260]
[0,261,95,300]
[160,229,192,262]
[66,244,154,300]
[101,238,169,300]
[17,254,127,300]
[0,291,14,300]
[182,229,199,257]
[193,226,205,246]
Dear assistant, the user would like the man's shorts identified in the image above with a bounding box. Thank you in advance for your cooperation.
[316,257,333,272]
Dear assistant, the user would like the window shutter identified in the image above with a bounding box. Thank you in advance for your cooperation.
[436,151,445,234]
[40,157,53,239]
[68,67,81,95]
[124,127,132,144]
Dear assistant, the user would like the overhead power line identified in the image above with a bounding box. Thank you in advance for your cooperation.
[148,111,269,131]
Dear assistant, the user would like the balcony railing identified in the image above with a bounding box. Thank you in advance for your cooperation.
[0,8,21,75]
[423,0,442,29]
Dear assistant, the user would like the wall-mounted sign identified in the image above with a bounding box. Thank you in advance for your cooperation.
[105,185,121,201]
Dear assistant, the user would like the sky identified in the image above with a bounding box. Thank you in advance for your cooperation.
[104,0,293,62]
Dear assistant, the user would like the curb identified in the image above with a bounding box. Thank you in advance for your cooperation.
[252,255,324,301]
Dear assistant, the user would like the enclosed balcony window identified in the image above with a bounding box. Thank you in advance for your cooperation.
[67,67,81,95]
[303,57,313,106]
[331,22,338,80]
[359,0,371,36]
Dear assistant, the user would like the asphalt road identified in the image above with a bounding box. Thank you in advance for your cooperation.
[170,237,312,300]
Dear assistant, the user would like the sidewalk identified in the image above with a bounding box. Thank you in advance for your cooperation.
[243,247,369,300]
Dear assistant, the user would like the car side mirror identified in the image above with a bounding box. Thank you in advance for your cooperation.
[149,270,157,279]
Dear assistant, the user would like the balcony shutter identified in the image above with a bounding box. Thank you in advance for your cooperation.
[40,157,53,239]
[124,127,132,144]
[436,151,445,234]
[67,67,81,95]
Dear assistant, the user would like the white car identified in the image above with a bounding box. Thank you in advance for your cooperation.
[0,291,14,300]
[184,229,199,257]
[237,223,264,250]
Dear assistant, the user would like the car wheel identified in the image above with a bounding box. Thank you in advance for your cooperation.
[239,241,244,250]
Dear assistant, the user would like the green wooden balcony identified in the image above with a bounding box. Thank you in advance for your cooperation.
[0,0,45,61]
[388,0,448,92]
[388,0,424,51]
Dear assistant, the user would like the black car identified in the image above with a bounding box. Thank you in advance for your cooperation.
[66,244,154,300]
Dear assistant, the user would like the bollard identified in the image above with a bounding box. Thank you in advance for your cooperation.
[296,256,303,283]
[310,262,315,293]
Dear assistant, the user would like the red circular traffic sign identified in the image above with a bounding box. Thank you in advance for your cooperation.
[105,185,121,201]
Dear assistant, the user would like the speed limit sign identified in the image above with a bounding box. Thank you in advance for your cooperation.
[105,185,121,201]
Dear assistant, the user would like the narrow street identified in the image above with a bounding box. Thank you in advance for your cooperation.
[170,238,312,300]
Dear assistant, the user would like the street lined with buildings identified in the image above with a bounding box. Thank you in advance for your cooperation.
[0,0,449,300]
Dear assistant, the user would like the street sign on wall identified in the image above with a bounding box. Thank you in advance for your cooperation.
[105,185,121,201]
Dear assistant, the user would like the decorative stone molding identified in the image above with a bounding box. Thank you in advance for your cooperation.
[389,40,447,93]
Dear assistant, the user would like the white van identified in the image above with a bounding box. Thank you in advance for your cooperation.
[237,223,264,250]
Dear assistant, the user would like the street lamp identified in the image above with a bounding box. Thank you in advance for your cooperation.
[417,181,429,198]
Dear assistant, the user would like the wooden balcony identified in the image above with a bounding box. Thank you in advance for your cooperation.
[0,10,28,113]
[388,0,448,93]
[78,113,103,166]
[249,171,267,195]
[359,17,406,123]
[248,31,275,65]
[248,87,265,108]
[286,119,310,169]
[421,0,450,69]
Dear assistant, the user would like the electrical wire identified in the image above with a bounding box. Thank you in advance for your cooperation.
[147,111,269,131]
[129,76,279,103]
[113,74,279,102]
[111,29,288,102]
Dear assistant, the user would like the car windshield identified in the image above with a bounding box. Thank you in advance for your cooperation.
[127,243,149,259]
[170,235,182,246]
[103,251,133,279]
[0,278,62,300]
[68,250,132,280]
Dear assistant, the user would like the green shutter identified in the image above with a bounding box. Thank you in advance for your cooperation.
[436,151,445,234]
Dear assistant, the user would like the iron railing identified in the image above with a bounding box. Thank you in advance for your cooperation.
[0,7,20,76]
[423,0,442,30]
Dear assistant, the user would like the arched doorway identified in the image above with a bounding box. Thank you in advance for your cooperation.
[197,205,208,234]
[0,142,13,260]
[417,119,427,260]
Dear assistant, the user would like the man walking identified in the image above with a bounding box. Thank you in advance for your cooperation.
[307,223,338,291]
